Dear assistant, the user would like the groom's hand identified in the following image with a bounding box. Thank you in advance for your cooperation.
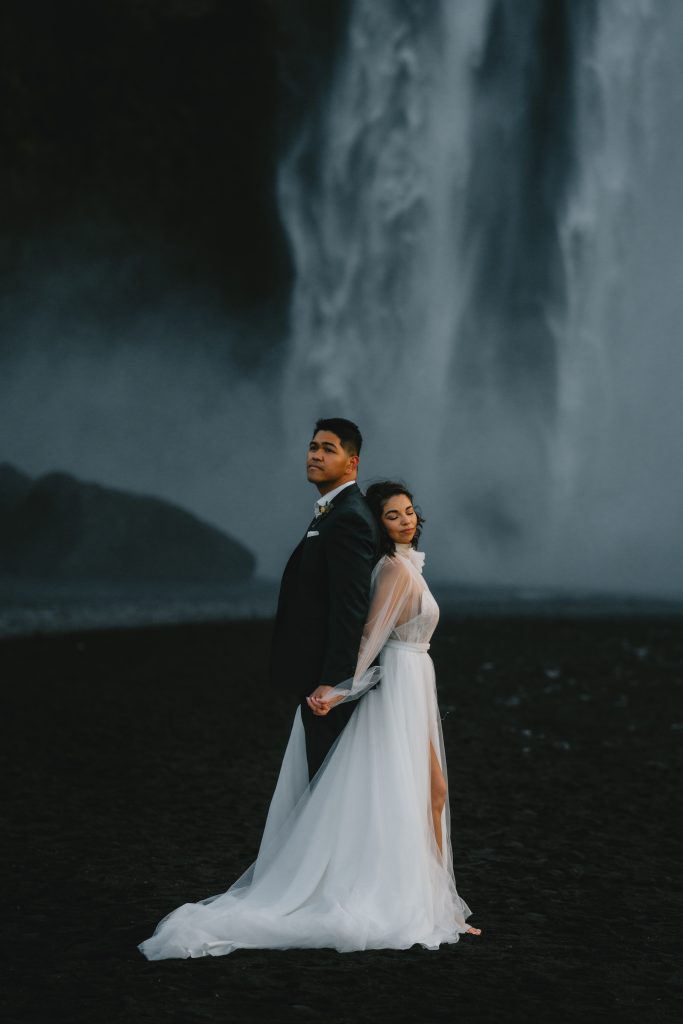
[306,684,342,716]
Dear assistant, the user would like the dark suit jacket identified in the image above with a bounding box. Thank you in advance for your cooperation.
[270,483,380,698]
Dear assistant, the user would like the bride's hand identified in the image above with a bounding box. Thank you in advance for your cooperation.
[306,685,345,716]
[320,693,346,713]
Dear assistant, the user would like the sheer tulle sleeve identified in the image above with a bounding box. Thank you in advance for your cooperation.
[327,555,422,704]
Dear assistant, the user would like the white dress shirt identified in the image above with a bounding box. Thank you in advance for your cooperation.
[314,479,357,514]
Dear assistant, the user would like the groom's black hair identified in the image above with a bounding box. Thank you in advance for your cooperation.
[314,417,363,456]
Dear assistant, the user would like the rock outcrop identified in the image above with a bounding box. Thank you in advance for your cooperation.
[0,464,255,583]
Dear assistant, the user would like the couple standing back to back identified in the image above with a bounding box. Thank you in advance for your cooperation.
[138,417,479,961]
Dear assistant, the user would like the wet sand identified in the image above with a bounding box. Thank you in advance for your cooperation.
[3,616,682,1023]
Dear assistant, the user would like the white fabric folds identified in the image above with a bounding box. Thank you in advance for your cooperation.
[138,549,472,960]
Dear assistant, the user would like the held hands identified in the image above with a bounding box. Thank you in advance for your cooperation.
[306,684,346,716]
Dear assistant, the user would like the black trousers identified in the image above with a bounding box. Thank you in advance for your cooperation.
[299,696,358,781]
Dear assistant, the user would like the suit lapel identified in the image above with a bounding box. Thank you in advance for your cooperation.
[285,483,362,556]
[318,481,359,515]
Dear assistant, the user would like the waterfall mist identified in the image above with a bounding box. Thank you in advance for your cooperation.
[0,239,290,570]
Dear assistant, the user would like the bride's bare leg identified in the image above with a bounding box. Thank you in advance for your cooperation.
[429,742,481,936]
[429,742,447,855]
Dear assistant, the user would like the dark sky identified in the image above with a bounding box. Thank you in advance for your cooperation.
[0,0,348,323]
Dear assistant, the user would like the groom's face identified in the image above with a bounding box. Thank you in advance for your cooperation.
[307,430,358,492]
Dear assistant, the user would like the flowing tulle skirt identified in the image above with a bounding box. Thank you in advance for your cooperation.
[138,644,472,960]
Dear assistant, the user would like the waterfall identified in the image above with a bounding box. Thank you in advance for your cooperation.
[277,0,682,593]
[278,0,495,564]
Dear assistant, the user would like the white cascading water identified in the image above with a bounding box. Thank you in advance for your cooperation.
[277,0,683,594]
[548,0,683,592]
[544,0,652,581]
[279,1,491,523]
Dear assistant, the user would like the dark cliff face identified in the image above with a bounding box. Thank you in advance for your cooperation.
[0,464,255,583]
[0,0,349,334]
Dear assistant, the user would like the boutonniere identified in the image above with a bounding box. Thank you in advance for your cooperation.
[315,502,334,519]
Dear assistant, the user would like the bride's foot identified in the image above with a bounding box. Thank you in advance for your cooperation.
[466,926,481,936]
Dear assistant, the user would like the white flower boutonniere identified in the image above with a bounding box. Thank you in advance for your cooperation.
[315,502,334,519]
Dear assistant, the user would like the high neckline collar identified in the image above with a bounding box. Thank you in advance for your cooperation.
[394,544,425,572]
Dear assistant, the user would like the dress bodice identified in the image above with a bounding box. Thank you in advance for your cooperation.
[347,547,438,682]
[389,571,439,646]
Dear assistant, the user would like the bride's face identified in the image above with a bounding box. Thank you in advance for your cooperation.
[381,494,418,546]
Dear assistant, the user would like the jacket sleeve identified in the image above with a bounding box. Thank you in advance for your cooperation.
[319,509,376,686]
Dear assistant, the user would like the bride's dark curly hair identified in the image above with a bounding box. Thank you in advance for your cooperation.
[365,481,425,557]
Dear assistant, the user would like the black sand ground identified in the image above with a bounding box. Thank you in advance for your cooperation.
[3,615,682,1024]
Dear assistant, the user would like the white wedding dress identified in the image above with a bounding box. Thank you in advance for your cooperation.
[138,545,472,960]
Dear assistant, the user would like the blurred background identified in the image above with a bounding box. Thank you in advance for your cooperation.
[2,0,683,634]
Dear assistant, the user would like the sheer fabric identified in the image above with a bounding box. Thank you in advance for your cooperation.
[138,549,472,960]
[329,546,434,702]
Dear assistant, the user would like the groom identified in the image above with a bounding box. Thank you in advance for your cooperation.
[270,417,380,780]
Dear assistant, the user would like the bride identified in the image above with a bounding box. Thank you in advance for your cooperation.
[138,480,479,960]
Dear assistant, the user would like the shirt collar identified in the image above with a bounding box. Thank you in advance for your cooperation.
[315,479,356,507]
